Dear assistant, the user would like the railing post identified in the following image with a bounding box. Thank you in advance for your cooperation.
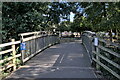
[11,39,16,71]
[34,33,37,53]
[96,46,100,70]
[20,36,24,65]
[94,37,100,70]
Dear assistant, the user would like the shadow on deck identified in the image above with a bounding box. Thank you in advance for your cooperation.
[5,40,98,79]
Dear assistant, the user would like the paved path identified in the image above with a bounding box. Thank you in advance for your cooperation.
[6,40,97,79]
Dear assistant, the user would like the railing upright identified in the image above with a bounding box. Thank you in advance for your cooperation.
[82,31,120,79]
[11,39,16,71]
[0,31,59,79]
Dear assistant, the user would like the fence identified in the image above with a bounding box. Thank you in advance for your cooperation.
[81,31,95,63]
[0,31,59,78]
[81,31,120,79]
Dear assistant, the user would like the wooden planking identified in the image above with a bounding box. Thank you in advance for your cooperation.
[0,64,14,72]
[0,54,21,64]
[18,32,40,36]
[15,54,21,58]
[23,35,42,42]
[93,51,120,70]
[18,31,47,36]
[99,38,108,43]
[98,45,120,58]
[82,31,120,79]
[0,54,21,71]
[93,58,120,79]
[0,56,14,64]
[99,38,120,49]
[0,49,12,55]
[0,31,58,78]
[0,41,20,48]
[22,34,51,42]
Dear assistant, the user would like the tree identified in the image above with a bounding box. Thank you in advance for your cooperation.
[2,2,77,42]
[80,2,120,31]
[58,21,71,32]
[0,2,2,44]
[2,2,50,42]
[79,2,120,41]
[47,2,75,29]
[2,2,119,42]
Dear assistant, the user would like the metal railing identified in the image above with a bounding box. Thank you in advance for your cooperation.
[19,31,59,63]
[81,31,95,63]
[0,31,59,79]
[81,31,120,79]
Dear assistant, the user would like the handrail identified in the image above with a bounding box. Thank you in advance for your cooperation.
[0,41,20,48]
[99,38,120,49]
[98,45,120,58]
[18,31,52,37]
[0,31,59,79]
[81,31,120,79]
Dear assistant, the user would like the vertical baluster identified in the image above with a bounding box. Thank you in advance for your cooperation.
[20,36,25,64]
[94,37,100,70]
[11,39,16,71]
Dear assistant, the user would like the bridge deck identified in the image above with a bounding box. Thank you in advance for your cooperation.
[6,40,97,79]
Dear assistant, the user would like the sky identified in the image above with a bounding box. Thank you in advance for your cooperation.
[60,12,75,23]
[70,12,75,22]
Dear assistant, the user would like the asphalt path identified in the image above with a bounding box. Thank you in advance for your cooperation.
[6,40,97,79]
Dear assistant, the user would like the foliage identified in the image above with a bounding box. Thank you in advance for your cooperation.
[2,2,77,42]
[2,2,50,42]
[1,2,120,42]
[57,21,71,32]
[80,2,120,32]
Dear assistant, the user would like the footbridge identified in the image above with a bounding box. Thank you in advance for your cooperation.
[0,31,119,80]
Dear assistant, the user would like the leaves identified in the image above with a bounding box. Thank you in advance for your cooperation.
[1,2,120,43]
[2,2,50,42]
[79,2,120,32]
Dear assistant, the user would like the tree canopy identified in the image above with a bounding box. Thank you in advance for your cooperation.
[1,2,120,42]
